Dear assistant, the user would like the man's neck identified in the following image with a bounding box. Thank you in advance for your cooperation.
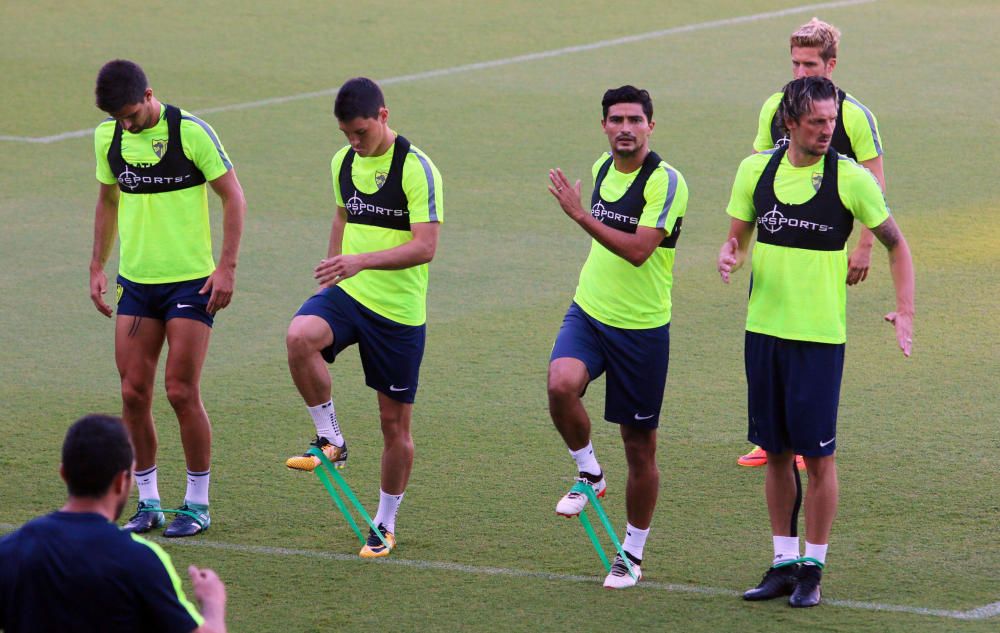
[371,129,396,158]
[61,497,115,522]
[612,147,649,174]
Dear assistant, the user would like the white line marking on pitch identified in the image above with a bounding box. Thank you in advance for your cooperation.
[0,0,876,144]
[0,522,995,619]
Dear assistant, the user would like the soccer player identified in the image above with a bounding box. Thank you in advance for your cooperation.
[0,414,228,633]
[547,85,687,589]
[89,60,246,537]
[739,17,886,469]
[285,77,443,559]
[718,76,914,607]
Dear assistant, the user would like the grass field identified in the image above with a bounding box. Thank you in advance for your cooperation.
[2,0,998,630]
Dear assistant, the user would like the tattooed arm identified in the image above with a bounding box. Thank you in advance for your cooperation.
[871,216,915,356]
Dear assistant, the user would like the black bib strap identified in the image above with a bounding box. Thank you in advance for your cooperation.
[107,104,207,194]
[339,135,413,231]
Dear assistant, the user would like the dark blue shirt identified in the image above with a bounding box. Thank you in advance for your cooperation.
[0,512,201,633]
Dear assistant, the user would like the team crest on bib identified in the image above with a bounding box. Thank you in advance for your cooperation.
[812,171,824,191]
[375,170,388,189]
[152,138,168,159]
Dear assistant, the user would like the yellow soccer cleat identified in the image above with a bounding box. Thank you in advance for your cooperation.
[359,524,396,558]
[285,436,347,471]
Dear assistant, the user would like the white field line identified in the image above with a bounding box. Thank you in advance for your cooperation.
[0,0,877,144]
[1,522,994,620]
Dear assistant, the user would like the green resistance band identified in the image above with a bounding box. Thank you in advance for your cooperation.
[570,481,638,580]
[136,505,208,531]
[307,446,390,550]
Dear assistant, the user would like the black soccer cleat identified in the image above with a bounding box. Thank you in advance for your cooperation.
[743,563,799,601]
[122,500,165,534]
[789,564,822,607]
[162,504,210,538]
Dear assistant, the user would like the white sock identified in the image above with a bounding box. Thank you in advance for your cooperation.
[569,442,601,478]
[307,400,344,446]
[135,465,160,502]
[185,470,210,507]
[772,535,800,566]
[622,523,650,562]
[804,541,828,566]
[373,490,404,533]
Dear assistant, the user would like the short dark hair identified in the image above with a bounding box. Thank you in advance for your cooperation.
[62,414,133,498]
[778,76,839,133]
[95,59,149,113]
[602,85,653,122]
[333,77,385,121]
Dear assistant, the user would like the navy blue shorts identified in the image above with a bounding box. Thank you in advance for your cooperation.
[745,332,845,457]
[296,286,425,404]
[116,275,214,327]
[550,303,669,429]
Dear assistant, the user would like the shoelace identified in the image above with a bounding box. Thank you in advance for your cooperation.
[609,556,630,577]
[367,527,387,547]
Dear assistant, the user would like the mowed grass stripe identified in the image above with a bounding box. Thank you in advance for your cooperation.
[2,523,990,621]
[0,0,877,144]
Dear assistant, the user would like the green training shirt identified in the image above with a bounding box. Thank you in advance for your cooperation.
[752,91,883,161]
[574,153,688,329]
[95,105,232,284]
[726,150,889,343]
[330,136,444,326]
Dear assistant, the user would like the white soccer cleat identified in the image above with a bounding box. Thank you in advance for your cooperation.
[603,553,642,589]
[555,475,607,517]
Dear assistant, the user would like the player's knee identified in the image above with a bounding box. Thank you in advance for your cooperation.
[120,379,153,410]
[286,323,325,359]
[164,379,200,411]
[547,372,582,403]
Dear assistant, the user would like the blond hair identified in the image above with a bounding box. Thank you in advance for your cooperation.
[790,18,841,62]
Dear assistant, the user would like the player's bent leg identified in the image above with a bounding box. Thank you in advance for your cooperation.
[286,315,335,405]
[547,357,592,449]
[115,315,166,470]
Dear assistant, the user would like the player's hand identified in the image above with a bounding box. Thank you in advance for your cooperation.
[200,265,236,314]
[548,168,585,221]
[884,310,913,357]
[847,243,872,285]
[89,268,113,318]
[315,254,364,287]
[717,237,739,283]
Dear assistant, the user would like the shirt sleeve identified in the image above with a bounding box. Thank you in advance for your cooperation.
[94,121,117,185]
[638,163,687,235]
[842,95,883,162]
[180,114,232,182]
[131,537,204,633]
[330,146,351,208]
[839,159,890,228]
[726,154,766,222]
[401,147,443,224]
[752,93,782,152]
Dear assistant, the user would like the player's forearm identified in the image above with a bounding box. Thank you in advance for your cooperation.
[353,237,436,271]
[887,236,915,317]
[90,199,118,270]
[575,214,654,267]
[327,212,346,258]
[217,196,245,270]
[856,225,876,249]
